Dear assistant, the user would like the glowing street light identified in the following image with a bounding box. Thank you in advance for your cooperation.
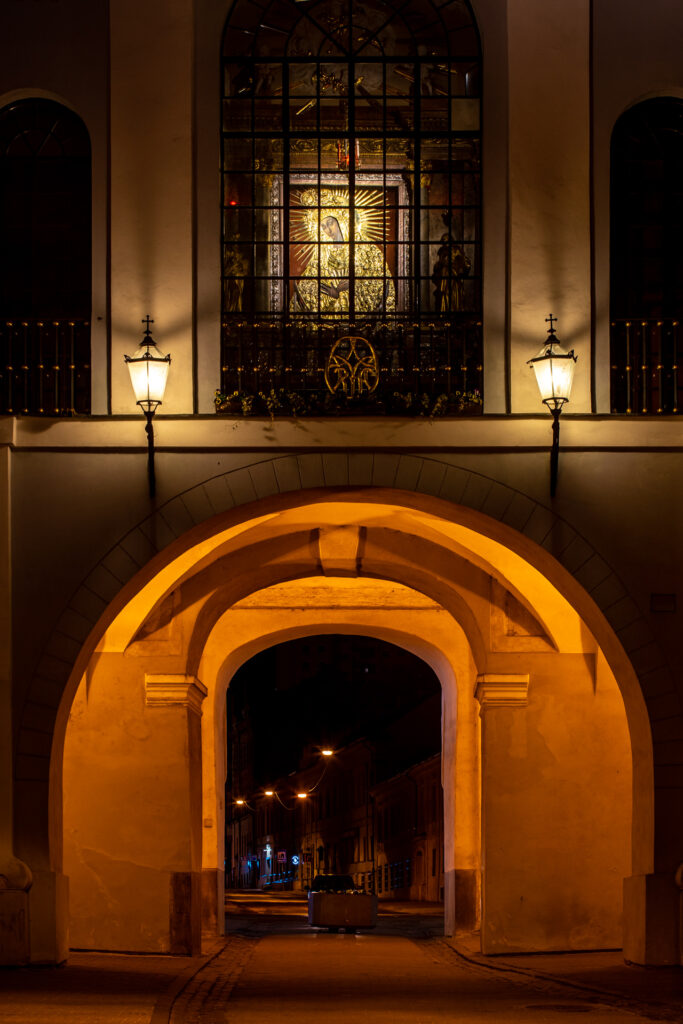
[124,316,171,499]
[527,314,577,498]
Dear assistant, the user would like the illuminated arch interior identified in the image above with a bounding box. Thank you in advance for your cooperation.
[59,495,644,956]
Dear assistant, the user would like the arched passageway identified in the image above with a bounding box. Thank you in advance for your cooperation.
[225,635,444,904]
[54,492,646,959]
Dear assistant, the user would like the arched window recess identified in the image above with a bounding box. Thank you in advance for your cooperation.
[0,98,91,416]
[219,0,482,417]
[610,98,683,414]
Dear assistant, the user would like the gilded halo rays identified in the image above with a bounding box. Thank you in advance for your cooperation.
[290,187,388,267]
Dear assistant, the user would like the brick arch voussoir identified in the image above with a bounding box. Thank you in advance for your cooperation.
[19,453,679,778]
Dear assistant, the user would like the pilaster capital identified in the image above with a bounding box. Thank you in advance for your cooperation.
[145,674,208,715]
[474,673,529,710]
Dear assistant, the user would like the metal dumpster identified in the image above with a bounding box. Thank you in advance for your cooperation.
[307,874,377,930]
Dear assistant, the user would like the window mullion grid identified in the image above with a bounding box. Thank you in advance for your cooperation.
[283,56,291,356]
[249,70,257,391]
[349,50,356,322]
[250,81,256,383]
[448,60,454,394]
[382,59,388,327]
[316,63,322,328]
[414,57,422,397]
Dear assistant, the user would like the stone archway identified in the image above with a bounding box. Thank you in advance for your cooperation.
[9,458,667,963]
[52,486,645,961]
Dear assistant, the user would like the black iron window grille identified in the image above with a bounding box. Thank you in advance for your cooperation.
[220,0,482,415]
[0,99,91,416]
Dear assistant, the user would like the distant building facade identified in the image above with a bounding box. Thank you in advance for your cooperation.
[229,737,443,903]
[374,756,444,903]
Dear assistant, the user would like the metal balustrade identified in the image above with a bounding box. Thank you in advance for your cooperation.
[0,319,91,416]
[219,315,483,415]
[610,318,683,414]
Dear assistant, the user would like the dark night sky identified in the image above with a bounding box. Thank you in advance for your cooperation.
[228,634,442,786]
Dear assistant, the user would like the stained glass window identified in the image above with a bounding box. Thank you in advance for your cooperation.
[220,0,482,414]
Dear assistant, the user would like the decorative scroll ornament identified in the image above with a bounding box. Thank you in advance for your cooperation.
[325,335,379,397]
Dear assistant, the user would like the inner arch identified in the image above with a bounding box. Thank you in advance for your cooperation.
[61,540,634,955]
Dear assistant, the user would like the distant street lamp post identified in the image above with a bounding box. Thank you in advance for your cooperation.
[297,792,313,888]
[241,749,333,891]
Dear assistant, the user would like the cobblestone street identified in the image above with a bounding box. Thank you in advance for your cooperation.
[3,896,680,1024]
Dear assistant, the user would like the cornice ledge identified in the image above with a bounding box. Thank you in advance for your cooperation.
[145,674,208,715]
[474,673,529,710]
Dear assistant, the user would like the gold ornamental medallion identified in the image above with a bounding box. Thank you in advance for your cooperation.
[324,336,379,397]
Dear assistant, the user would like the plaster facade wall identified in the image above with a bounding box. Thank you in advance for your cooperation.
[64,663,204,953]
[0,0,682,969]
[507,0,591,413]
[481,652,631,954]
[110,0,195,414]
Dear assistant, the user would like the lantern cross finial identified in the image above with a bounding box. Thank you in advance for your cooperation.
[142,315,154,337]
[545,313,557,336]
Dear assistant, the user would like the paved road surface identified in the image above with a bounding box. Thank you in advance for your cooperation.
[173,893,680,1023]
[1,894,681,1024]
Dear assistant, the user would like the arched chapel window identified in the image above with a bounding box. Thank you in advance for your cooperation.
[610,98,683,413]
[220,0,482,416]
[0,99,91,415]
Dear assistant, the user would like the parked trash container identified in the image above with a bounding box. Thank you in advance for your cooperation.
[307,874,377,930]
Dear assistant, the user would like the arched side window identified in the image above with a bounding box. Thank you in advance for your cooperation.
[220,0,482,417]
[610,98,683,414]
[0,99,91,415]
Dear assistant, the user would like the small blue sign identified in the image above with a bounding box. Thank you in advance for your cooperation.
[291,854,300,866]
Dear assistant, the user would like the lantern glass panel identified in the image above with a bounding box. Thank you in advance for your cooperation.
[126,344,170,409]
[530,343,576,404]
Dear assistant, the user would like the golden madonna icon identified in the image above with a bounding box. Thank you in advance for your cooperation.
[290,188,396,316]
[325,336,380,398]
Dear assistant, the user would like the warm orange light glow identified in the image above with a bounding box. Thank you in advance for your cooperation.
[61,496,642,958]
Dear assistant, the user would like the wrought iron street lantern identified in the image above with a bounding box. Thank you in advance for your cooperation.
[528,315,577,497]
[124,316,171,498]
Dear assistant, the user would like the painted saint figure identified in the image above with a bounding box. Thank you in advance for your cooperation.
[431,227,471,313]
[223,242,250,312]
